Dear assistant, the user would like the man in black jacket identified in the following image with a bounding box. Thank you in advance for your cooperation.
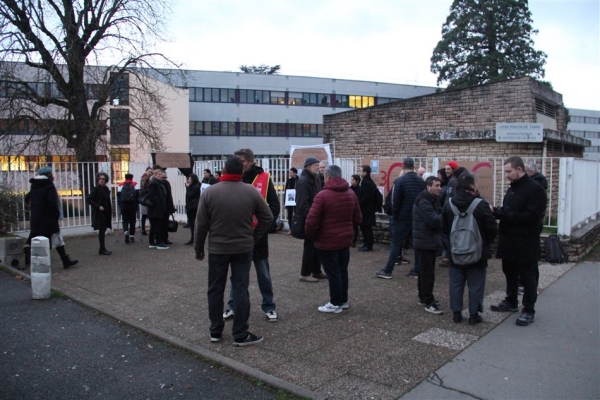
[412,176,444,314]
[377,158,424,279]
[525,162,548,190]
[296,157,326,282]
[358,165,377,252]
[147,166,169,249]
[221,149,280,322]
[491,156,547,326]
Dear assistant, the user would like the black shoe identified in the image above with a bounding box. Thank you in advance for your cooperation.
[516,312,535,326]
[469,314,483,325]
[490,301,518,312]
[141,231,148,236]
[184,240,193,245]
[165,240,173,245]
[358,246,372,252]
[406,271,418,279]
[233,332,263,347]
[61,256,79,269]
[453,312,463,323]
[183,224,190,228]
[125,234,129,244]
[99,249,112,255]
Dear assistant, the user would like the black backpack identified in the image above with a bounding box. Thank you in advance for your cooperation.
[374,188,383,213]
[120,182,136,203]
[545,234,567,264]
[383,189,393,216]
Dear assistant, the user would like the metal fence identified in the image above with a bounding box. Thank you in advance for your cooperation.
[2,156,599,237]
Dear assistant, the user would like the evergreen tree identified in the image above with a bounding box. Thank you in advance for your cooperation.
[431,0,547,89]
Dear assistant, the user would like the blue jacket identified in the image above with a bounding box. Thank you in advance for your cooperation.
[392,171,425,221]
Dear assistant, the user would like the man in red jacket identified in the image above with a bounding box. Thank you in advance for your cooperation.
[305,165,362,313]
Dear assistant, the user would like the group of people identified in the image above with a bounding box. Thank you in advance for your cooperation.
[25,152,547,346]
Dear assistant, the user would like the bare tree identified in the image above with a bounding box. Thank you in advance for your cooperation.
[0,0,183,162]
[239,64,281,75]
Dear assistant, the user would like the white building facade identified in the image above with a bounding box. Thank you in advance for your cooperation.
[568,108,600,160]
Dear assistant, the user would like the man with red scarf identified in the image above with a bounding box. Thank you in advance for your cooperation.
[194,156,272,346]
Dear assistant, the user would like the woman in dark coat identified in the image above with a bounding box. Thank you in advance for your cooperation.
[185,173,200,245]
[349,174,361,247]
[87,172,113,255]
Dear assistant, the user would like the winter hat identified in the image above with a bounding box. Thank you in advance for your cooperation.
[37,166,52,178]
[304,157,319,167]
[446,161,459,171]
[403,157,415,168]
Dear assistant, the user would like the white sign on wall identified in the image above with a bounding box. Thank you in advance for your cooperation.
[495,123,543,143]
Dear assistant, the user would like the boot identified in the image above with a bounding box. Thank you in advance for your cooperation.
[61,254,79,269]
[99,249,112,255]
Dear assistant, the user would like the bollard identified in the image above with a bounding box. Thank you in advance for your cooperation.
[30,236,51,300]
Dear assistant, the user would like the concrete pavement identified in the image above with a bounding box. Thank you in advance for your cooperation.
[3,228,598,399]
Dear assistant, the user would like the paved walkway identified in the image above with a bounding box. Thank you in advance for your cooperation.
[5,228,599,399]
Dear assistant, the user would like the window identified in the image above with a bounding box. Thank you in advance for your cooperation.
[334,95,349,108]
[349,95,374,108]
[109,73,129,106]
[110,109,130,144]
[584,131,600,139]
[288,92,302,105]
[535,99,556,118]
[270,91,285,105]
[571,116,585,123]
[318,94,330,106]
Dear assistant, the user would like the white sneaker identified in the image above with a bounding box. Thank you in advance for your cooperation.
[266,311,278,322]
[318,302,342,314]
[341,302,349,309]
[223,309,234,320]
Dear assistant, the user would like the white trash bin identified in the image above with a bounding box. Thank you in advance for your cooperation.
[30,236,51,300]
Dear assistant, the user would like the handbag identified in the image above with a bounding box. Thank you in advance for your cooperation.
[167,214,178,232]
[290,213,305,239]
[138,190,153,207]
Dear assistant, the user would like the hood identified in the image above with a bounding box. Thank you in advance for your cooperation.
[324,177,350,192]
[450,189,478,211]
[29,176,54,188]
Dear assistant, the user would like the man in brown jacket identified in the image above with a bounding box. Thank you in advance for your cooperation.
[194,157,272,347]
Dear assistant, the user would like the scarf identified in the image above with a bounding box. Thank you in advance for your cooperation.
[219,173,242,182]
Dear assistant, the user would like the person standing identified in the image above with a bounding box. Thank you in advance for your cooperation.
[202,169,218,185]
[87,172,113,255]
[376,158,424,279]
[284,167,299,235]
[442,172,498,325]
[357,165,377,252]
[412,176,444,314]
[117,173,138,244]
[491,156,547,326]
[349,174,361,247]
[222,148,280,322]
[194,156,272,346]
[184,173,200,245]
[161,169,176,245]
[305,165,362,313]
[139,167,153,236]
[147,166,169,250]
[318,159,328,188]
[525,162,548,190]
[296,157,327,282]
[25,166,78,269]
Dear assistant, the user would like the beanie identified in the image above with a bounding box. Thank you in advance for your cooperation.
[447,161,459,171]
[304,157,319,168]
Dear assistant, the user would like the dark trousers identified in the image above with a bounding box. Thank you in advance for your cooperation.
[187,209,197,241]
[162,215,170,241]
[122,208,136,236]
[502,259,539,314]
[140,214,148,232]
[286,206,294,222]
[359,223,374,249]
[149,217,165,245]
[301,238,322,277]
[207,252,252,341]
[319,248,350,307]
[449,265,487,315]
[417,249,437,305]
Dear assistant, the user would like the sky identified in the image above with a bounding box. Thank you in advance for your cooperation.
[155,0,600,111]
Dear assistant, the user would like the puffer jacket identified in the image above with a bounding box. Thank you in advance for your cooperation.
[392,171,425,221]
[412,189,443,251]
[305,177,362,250]
[442,189,498,268]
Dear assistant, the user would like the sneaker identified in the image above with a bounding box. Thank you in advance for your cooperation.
[424,303,444,315]
[312,272,328,279]
[148,244,157,249]
[518,286,524,295]
[318,302,342,314]
[490,301,519,312]
[395,256,410,265]
[375,269,392,279]
[418,299,426,306]
[156,244,170,250]
[129,235,135,244]
[516,312,535,326]
[406,271,418,279]
[438,258,450,267]
[124,231,129,244]
[266,311,278,322]
[210,333,222,343]
[453,312,463,323]
[223,309,234,320]
[358,246,372,252]
[299,275,319,282]
[469,314,483,325]
[341,302,349,309]
[233,332,263,347]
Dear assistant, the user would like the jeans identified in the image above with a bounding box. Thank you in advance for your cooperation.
[384,218,412,273]
[207,252,252,341]
[417,249,437,305]
[301,238,322,277]
[318,248,350,307]
[502,259,538,314]
[227,258,275,313]
[449,265,487,315]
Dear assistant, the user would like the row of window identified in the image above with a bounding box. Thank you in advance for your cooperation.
[570,130,600,139]
[570,116,600,125]
[189,121,322,137]
[585,146,600,152]
[186,87,399,109]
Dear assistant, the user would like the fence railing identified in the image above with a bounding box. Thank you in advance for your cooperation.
[2,156,599,237]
